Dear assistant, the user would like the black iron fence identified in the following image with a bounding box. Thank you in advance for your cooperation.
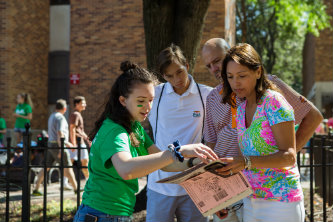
[0,126,87,222]
[297,133,333,222]
[0,129,333,221]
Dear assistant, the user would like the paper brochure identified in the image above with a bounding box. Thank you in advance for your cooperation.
[157,160,252,216]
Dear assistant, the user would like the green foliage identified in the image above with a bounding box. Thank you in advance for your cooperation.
[272,32,304,93]
[236,0,331,93]
[274,0,331,37]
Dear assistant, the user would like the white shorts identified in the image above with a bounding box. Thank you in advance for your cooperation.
[69,143,89,161]
[243,197,305,222]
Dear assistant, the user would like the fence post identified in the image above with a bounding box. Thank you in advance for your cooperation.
[76,137,81,207]
[328,131,333,206]
[308,137,314,222]
[5,137,11,222]
[297,150,300,173]
[60,137,65,222]
[321,136,327,222]
[22,123,31,221]
[43,137,47,222]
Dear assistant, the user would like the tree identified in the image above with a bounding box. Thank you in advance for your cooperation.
[143,0,210,80]
[137,0,211,211]
[236,0,331,92]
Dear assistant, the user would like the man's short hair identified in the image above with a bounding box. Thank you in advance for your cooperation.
[203,38,231,55]
[56,99,67,110]
[73,96,85,106]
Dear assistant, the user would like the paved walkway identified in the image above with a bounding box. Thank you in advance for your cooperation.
[1,177,148,204]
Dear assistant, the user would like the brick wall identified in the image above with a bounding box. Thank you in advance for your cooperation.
[315,0,333,82]
[194,0,235,87]
[0,1,9,120]
[70,0,234,133]
[0,1,49,130]
[69,0,147,133]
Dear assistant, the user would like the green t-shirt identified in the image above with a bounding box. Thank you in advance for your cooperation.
[0,118,6,140]
[82,118,153,216]
[14,103,32,128]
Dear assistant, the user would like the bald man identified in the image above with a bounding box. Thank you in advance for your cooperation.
[201,38,323,222]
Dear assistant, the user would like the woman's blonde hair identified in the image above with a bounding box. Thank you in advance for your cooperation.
[19,93,33,109]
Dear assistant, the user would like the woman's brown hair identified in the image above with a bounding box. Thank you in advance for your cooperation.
[89,61,157,147]
[221,43,276,107]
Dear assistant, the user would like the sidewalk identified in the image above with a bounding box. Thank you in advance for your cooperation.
[0,180,85,204]
[2,177,148,204]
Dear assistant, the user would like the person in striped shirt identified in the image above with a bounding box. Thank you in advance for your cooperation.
[201,38,323,222]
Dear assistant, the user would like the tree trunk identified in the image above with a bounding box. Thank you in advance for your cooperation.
[138,1,210,212]
[302,33,315,96]
[240,0,247,42]
[143,0,210,80]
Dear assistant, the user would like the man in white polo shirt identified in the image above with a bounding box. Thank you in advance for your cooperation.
[147,44,212,222]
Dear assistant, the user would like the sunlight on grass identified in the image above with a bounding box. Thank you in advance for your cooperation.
[0,199,77,221]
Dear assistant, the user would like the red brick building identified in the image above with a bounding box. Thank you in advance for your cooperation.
[0,1,49,131]
[0,0,236,134]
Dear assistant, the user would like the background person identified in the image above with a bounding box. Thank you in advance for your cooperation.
[146,44,212,222]
[0,110,6,147]
[32,99,78,196]
[315,119,328,135]
[218,43,304,222]
[69,96,90,180]
[73,61,217,222]
[201,38,322,222]
[13,93,33,144]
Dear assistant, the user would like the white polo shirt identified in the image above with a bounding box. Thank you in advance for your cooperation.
[148,75,212,196]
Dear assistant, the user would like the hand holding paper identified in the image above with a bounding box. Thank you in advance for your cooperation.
[217,156,246,177]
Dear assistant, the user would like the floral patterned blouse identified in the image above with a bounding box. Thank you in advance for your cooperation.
[237,89,303,202]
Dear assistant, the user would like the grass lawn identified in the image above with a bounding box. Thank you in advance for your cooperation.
[0,199,77,222]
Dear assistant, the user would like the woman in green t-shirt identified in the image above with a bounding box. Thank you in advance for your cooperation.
[13,93,33,144]
[73,61,218,222]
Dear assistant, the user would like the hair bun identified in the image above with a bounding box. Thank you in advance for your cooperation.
[120,61,138,72]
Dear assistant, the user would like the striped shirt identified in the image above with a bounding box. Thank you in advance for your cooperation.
[204,74,312,158]
[268,75,312,125]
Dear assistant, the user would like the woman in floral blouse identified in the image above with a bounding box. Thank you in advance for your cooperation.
[217,43,304,222]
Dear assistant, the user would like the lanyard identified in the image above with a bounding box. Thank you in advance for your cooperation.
[155,82,205,143]
[219,89,237,128]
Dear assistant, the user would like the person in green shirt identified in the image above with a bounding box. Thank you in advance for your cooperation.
[73,61,218,222]
[0,110,6,146]
[13,93,33,144]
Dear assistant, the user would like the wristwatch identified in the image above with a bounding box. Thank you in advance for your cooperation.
[187,157,196,168]
[244,155,252,170]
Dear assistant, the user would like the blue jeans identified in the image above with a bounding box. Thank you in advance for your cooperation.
[73,204,132,222]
